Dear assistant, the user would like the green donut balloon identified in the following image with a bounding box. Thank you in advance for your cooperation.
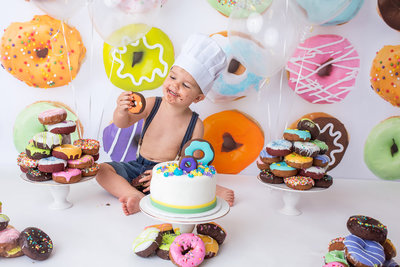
[364,117,400,180]
[13,101,83,153]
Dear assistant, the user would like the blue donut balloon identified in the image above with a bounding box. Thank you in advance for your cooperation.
[343,234,385,267]
[179,156,198,173]
[182,139,215,166]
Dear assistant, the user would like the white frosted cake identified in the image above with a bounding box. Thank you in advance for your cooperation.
[150,161,217,214]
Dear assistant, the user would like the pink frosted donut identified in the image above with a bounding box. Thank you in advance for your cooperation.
[169,233,205,267]
[286,34,360,104]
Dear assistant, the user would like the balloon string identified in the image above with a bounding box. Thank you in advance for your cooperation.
[61,20,80,138]
[96,49,117,140]
[88,0,94,138]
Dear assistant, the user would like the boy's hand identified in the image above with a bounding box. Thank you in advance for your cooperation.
[139,169,152,193]
[116,91,133,112]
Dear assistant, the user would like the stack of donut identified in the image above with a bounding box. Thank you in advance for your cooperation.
[17,108,100,183]
[323,215,398,267]
[132,222,226,266]
[257,118,333,190]
[0,209,53,260]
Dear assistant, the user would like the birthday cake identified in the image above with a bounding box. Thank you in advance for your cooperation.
[150,139,217,214]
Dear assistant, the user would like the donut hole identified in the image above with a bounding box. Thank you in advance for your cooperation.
[228,58,246,75]
[36,48,49,59]
[193,149,205,159]
[181,247,192,255]
[132,51,143,68]
[222,132,243,152]
[317,58,334,77]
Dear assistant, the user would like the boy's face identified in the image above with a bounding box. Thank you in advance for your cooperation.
[162,66,205,106]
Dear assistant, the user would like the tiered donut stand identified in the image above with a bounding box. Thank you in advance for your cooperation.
[256,175,329,216]
[20,173,95,210]
[139,196,230,233]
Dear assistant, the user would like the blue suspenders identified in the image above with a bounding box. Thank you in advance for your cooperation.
[136,97,199,159]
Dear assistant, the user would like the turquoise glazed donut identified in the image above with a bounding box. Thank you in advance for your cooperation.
[182,139,215,166]
[364,117,400,180]
[296,0,364,26]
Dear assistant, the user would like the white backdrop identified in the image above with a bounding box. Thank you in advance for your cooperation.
[0,0,399,180]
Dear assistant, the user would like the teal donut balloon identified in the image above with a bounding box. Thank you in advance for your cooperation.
[364,117,400,180]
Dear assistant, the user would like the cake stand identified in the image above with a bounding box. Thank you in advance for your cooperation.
[140,196,230,234]
[20,173,95,210]
[257,175,330,216]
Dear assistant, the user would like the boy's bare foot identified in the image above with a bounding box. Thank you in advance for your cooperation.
[216,185,234,207]
[119,192,145,215]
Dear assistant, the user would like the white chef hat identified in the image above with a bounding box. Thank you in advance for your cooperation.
[174,33,227,95]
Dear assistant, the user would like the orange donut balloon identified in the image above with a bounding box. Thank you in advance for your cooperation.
[203,110,264,174]
[0,15,86,88]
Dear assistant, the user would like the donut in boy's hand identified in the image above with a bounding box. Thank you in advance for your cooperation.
[19,227,53,261]
[128,92,146,114]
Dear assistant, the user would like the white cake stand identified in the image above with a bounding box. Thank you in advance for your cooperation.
[257,175,330,216]
[20,173,95,210]
[140,195,230,234]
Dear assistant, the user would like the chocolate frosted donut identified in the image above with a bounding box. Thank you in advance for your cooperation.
[378,0,400,31]
[19,227,53,261]
[297,118,320,139]
[312,116,349,171]
[196,222,226,245]
[347,215,388,243]
[259,170,284,184]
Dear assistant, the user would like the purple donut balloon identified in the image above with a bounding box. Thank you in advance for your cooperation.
[179,156,198,173]
[102,120,143,162]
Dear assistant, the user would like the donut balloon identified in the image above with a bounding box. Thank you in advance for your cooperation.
[296,0,364,26]
[203,110,264,174]
[290,112,349,171]
[103,27,174,92]
[0,15,86,88]
[286,34,360,104]
[364,117,400,180]
[207,31,264,103]
[13,101,83,153]
[370,45,400,107]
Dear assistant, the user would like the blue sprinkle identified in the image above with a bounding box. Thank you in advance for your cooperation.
[188,173,194,178]
[163,173,169,177]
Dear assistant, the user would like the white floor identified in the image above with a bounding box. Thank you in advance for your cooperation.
[1,163,399,266]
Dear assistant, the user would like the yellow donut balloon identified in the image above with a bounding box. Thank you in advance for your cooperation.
[103,27,174,92]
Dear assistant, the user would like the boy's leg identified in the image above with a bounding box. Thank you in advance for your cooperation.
[216,184,235,207]
[96,163,144,215]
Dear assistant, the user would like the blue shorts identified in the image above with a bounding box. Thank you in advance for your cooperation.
[106,154,159,184]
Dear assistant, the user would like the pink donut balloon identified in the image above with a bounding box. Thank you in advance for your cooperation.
[286,34,360,104]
